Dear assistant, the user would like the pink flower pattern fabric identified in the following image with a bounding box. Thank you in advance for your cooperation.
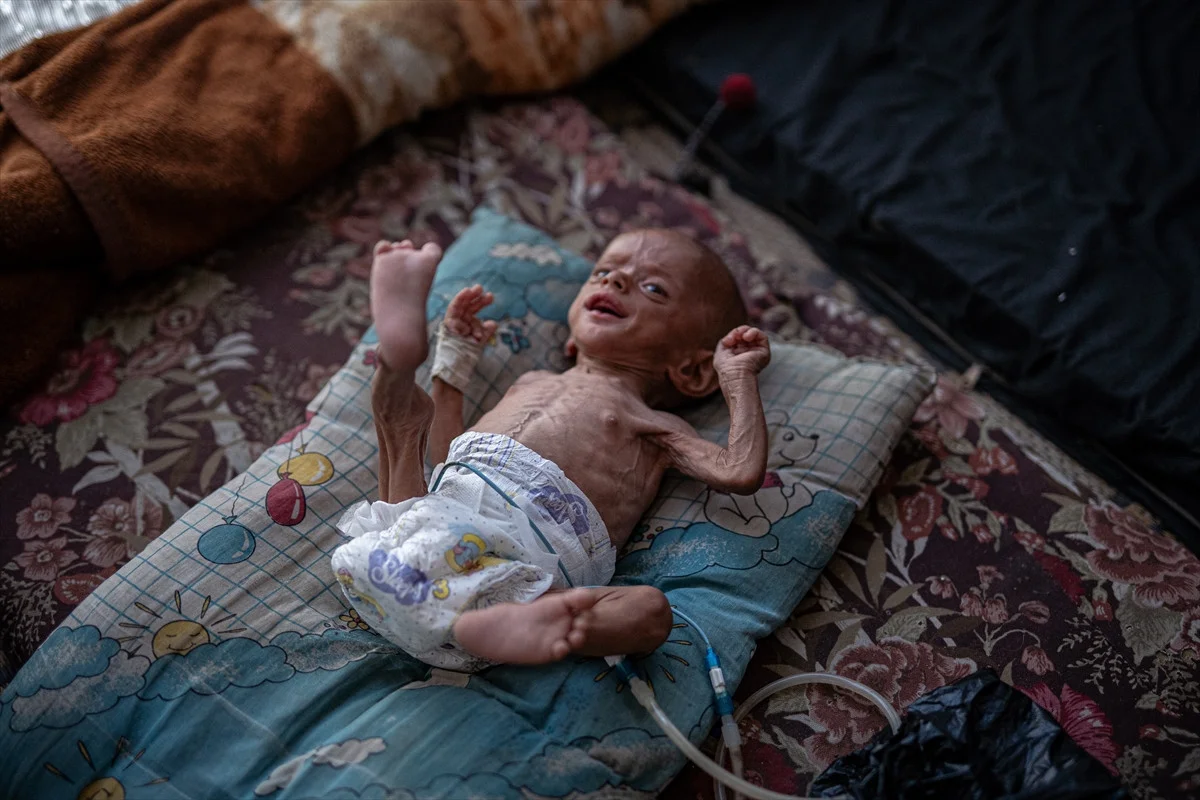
[15,495,75,540]
[0,97,1196,797]
[18,340,120,427]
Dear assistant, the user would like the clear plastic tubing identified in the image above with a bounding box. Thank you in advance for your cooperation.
[628,671,901,800]
[715,672,902,800]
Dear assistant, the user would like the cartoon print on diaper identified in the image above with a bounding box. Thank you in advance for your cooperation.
[336,567,386,619]
[445,528,508,574]
[704,409,819,537]
[528,484,591,537]
[367,550,441,606]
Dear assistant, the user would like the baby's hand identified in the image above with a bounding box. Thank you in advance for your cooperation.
[445,285,498,345]
[714,325,771,376]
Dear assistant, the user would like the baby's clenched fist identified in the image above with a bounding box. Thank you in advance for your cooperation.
[714,325,771,376]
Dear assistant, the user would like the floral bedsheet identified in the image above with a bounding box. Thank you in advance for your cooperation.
[1,97,1197,798]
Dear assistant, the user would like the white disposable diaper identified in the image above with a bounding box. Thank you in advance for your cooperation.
[331,432,614,672]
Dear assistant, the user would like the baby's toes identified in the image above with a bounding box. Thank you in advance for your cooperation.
[560,589,600,616]
[566,615,589,650]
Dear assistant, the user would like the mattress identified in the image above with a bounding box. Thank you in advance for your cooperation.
[626,0,1200,545]
[2,95,1198,797]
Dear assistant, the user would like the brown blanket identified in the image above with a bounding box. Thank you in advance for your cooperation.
[0,0,697,404]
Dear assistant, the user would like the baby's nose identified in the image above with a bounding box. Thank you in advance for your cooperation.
[603,271,629,290]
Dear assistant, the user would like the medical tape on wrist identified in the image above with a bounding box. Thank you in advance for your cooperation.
[431,324,484,393]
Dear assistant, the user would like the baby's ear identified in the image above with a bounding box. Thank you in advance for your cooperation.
[564,336,578,359]
[668,349,719,398]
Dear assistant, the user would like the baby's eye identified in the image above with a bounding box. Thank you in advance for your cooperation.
[593,268,610,280]
[643,283,666,296]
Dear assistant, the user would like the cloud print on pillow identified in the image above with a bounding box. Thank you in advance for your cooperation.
[8,641,147,731]
[138,638,293,700]
[618,491,852,581]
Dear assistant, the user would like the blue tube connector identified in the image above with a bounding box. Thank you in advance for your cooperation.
[705,648,735,716]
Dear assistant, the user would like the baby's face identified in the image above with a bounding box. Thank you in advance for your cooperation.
[567,230,726,363]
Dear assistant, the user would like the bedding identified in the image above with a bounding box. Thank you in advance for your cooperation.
[0,0,701,405]
[0,204,931,796]
[0,1,137,58]
[2,95,1198,797]
[627,0,1200,544]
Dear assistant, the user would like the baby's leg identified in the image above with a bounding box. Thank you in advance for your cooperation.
[370,240,441,503]
[453,585,672,665]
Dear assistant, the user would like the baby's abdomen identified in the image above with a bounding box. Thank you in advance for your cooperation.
[472,391,662,545]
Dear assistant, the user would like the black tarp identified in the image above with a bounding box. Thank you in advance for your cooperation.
[627,0,1200,544]
[812,671,1128,799]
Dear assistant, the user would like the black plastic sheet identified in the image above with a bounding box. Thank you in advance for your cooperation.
[628,0,1200,543]
[811,671,1128,799]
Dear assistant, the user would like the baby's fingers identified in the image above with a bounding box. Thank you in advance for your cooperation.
[722,325,753,347]
[478,320,499,344]
[446,288,477,317]
[470,290,496,314]
[448,285,492,318]
[444,317,472,338]
[374,239,414,255]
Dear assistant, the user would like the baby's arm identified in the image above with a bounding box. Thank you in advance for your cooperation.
[429,285,497,463]
[654,326,771,495]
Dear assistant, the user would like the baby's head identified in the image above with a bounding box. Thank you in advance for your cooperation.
[567,229,746,402]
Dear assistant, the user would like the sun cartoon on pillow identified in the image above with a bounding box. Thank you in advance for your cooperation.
[703,409,819,537]
[44,738,170,799]
[118,589,247,659]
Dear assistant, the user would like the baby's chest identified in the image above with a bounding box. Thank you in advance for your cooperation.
[520,381,643,439]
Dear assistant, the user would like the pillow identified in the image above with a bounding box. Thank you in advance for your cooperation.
[0,207,932,798]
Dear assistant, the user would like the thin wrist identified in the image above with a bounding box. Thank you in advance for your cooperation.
[718,369,761,386]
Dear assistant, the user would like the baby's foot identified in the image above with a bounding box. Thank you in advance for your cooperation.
[369,240,442,372]
[454,590,597,665]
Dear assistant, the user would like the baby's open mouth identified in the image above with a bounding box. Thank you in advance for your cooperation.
[585,294,627,318]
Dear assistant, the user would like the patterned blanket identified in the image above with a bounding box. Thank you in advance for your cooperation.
[2,97,1198,797]
[0,0,700,404]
